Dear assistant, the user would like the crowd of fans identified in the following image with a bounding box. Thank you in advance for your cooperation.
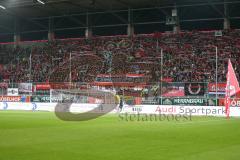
[0,29,240,84]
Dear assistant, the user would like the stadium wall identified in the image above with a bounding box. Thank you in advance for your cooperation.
[1,102,240,117]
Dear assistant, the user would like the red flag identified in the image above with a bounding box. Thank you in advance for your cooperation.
[225,59,240,118]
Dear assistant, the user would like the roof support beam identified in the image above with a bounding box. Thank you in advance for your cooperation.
[95,0,128,24]
[27,1,240,20]
[14,18,20,45]
[224,0,230,29]
[206,0,225,17]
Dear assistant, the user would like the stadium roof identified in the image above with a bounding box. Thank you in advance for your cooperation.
[0,0,240,42]
[3,0,167,18]
[0,0,239,18]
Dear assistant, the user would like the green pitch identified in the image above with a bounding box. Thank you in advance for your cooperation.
[0,111,240,160]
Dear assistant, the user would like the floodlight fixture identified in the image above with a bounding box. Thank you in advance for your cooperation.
[0,5,6,10]
[37,0,45,5]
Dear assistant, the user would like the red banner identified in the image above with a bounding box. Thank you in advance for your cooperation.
[49,83,73,89]
[219,98,240,107]
[0,96,21,102]
[36,84,51,90]
[162,89,185,97]
[162,78,173,82]
[208,83,226,92]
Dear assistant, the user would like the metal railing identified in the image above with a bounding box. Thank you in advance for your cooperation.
[0,82,233,106]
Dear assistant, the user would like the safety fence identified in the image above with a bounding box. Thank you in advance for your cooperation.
[0,82,239,106]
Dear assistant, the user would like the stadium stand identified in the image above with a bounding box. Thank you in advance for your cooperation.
[0,29,240,83]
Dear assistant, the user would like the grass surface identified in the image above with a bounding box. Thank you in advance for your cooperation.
[0,111,240,160]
